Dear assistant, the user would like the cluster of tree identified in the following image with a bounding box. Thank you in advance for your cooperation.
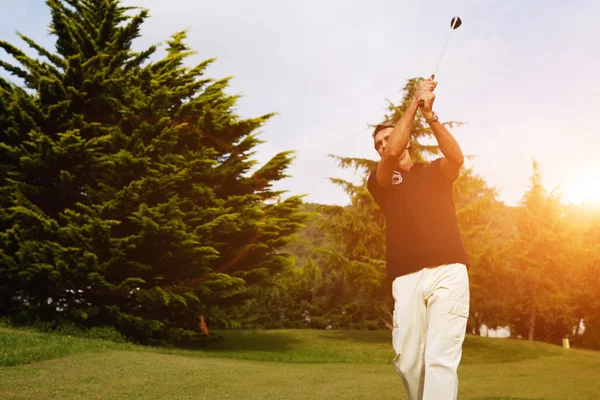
[237,81,600,349]
[0,0,306,345]
[1,0,598,350]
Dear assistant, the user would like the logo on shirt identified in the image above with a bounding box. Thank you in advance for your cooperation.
[392,171,403,185]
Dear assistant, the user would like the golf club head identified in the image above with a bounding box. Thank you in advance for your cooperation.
[451,16,462,29]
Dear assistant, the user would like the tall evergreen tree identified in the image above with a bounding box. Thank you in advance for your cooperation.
[452,167,515,335]
[299,78,470,328]
[509,160,579,341]
[313,78,511,330]
[379,78,462,163]
[0,0,306,344]
[570,205,600,347]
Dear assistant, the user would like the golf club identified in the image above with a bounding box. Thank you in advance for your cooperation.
[432,16,462,79]
[419,16,462,106]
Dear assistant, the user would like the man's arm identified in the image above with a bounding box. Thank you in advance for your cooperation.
[375,80,435,186]
[375,99,419,186]
[419,83,464,181]
[429,118,464,181]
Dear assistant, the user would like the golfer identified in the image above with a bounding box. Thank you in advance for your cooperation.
[367,77,470,400]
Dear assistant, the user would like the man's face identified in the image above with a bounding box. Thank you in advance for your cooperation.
[374,128,410,159]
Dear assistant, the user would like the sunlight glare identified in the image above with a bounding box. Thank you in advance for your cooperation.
[561,170,600,205]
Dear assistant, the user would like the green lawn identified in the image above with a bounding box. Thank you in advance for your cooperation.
[1,327,598,400]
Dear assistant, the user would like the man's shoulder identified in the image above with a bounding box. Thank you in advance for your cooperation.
[367,166,378,192]
[368,164,378,177]
[418,158,444,176]
[422,157,442,169]
[367,162,381,181]
[421,157,455,189]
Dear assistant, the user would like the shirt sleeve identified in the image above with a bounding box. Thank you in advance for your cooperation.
[367,167,390,206]
[429,158,455,189]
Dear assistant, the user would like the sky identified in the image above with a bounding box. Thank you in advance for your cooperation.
[1,0,599,206]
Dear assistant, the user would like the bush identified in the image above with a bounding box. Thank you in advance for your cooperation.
[87,326,127,343]
[2,319,128,344]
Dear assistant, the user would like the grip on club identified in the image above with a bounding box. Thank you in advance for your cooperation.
[418,74,436,107]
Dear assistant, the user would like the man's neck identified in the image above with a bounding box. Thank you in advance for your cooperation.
[397,159,414,172]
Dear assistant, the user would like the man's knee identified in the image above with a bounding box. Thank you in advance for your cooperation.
[394,352,422,377]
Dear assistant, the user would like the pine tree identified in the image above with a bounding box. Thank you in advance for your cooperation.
[570,205,600,348]
[452,167,515,335]
[0,0,306,344]
[559,204,600,346]
[304,78,466,328]
[316,78,511,330]
[379,77,462,163]
[510,160,579,341]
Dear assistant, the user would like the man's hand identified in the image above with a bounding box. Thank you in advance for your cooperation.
[415,77,437,114]
[418,76,437,93]
[419,91,435,114]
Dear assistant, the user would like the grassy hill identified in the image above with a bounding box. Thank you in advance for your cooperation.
[1,327,599,399]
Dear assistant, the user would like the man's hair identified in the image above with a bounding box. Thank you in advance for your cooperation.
[372,121,395,138]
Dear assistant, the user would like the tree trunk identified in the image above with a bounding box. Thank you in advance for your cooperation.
[381,311,394,330]
[527,308,536,341]
[380,317,394,330]
[473,313,482,336]
[527,281,539,341]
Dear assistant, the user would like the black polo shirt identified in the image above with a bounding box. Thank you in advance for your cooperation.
[367,158,469,279]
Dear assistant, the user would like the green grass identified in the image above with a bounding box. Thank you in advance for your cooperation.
[0,327,128,367]
[1,327,599,400]
[0,327,565,366]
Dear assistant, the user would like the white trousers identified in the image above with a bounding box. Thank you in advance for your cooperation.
[391,263,470,400]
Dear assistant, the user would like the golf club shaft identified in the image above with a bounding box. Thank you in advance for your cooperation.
[418,32,450,108]
[432,28,455,77]
[418,35,450,107]
[418,17,461,108]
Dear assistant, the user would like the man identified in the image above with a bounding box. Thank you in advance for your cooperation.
[367,77,470,400]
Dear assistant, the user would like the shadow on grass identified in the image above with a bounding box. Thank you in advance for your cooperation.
[197,330,304,353]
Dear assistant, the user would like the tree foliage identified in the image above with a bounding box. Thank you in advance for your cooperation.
[1,3,598,350]
[241,79,599,350]
[0,0,306,344]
